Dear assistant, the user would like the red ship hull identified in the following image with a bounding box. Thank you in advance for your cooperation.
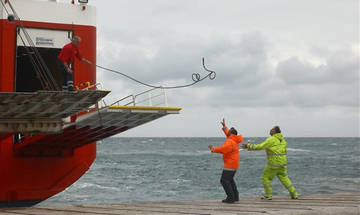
[0,1,181,206]
[0,15,98,205]
[0,137,96,206]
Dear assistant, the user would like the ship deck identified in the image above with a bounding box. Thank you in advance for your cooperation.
[1,192,359,215]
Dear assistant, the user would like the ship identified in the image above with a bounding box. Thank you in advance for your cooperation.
[0,0,181,207]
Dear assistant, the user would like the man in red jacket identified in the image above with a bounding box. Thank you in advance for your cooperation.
[208,119,243,203]
[57,36,92,91]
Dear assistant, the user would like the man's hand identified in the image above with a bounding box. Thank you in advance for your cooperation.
[221,118,226,127]
[208,145,213,151]
[82,58,92,65]
[63,63,72,74]
[241,144,248,149]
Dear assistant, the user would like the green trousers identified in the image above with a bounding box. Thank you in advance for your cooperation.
[262,165,298,198]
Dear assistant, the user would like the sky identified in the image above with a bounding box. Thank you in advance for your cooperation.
[81,0,358,137]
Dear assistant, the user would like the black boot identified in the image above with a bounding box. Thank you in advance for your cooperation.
[222,198,235,203]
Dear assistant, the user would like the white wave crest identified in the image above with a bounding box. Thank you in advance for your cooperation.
[287,148,311,152]
[74,182,119,191]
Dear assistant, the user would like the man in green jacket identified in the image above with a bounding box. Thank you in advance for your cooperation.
[242,126,298,200]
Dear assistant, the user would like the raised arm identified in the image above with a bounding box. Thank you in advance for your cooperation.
[221,118,229,136]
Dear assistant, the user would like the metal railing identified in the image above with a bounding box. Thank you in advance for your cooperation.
[111,88,168,107]
[78,83,168,110]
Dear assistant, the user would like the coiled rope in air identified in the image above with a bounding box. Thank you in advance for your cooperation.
[96,58,216,89]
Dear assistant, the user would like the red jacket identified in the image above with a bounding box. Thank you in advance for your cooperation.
[212,126,243,169]
[58,42,82,65]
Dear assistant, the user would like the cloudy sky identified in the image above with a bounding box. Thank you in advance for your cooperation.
[84,0,358,137]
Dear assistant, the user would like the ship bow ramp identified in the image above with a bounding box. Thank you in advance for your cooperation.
[0,89,181,155]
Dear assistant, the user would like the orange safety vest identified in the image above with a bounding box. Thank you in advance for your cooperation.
[212,127,243,169]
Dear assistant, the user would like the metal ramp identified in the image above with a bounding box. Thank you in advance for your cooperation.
[71,88,181,141]
[0,90,110,134]
[74,105,181,129]
[14,106,181,156]
[13,88,181,156]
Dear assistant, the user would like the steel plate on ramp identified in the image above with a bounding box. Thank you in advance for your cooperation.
[0,90,110,133]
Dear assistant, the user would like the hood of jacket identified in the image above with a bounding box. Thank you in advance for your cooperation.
[228,134,243,144]
[273,133,284,142]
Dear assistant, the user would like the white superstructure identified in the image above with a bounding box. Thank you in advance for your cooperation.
[1,0,96,27]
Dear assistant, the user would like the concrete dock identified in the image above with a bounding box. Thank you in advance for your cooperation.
[0,192,359,215]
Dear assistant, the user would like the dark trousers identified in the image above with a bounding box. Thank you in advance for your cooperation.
[220,170,239,200]
[57,60,74,91]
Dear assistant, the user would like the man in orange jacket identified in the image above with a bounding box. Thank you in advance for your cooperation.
[208,119,243,203]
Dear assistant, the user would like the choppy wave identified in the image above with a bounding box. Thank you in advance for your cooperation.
[74,182,120,191]
[287,148,311,152]
[102,150,212,157]
[41,137,359,206]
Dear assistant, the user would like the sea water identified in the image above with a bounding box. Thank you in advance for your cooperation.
[42,137,360,205]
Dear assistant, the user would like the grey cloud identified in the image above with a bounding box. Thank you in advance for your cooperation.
[276,57,327,85]
[97,30,272,89]
[326,50,359,84]
[97,29,359,109]
[277,49,359,85]
[274,48,359,107]
[90,0,358,137]
[97,30,206,84]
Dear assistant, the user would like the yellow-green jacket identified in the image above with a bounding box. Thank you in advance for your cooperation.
[247,133,287,168]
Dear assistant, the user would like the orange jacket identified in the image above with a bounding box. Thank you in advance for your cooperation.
[212,126,243,169]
